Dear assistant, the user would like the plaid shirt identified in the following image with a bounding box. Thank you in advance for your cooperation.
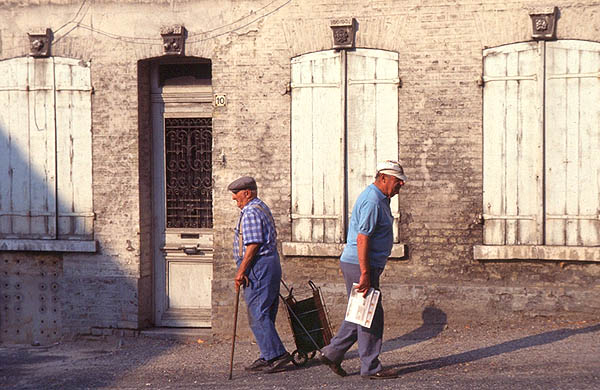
[233,197,278,264]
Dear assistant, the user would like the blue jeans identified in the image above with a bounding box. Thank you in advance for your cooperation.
[321,261,384,376]
[242,253,287,361]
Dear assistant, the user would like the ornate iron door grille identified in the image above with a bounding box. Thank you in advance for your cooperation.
[165,117,213,229]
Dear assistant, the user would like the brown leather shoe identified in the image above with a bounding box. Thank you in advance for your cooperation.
[361,368,398,379]
[319,354,347,377]
[264,352,292,374]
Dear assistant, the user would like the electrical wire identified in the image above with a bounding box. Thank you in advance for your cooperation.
[53,0,89,35]
[187,0,292,43]
[1,0,293,55]
[51,0,292,46]
[187,0,280,37]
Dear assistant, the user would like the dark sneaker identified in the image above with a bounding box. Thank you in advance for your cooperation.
[245,358,270,372]
[264,352,292,373]
[319,354,347,377]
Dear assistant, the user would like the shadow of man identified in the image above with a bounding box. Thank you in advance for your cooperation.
[343,306,447,361]
[392,323,600,375]
[382,306,448,353]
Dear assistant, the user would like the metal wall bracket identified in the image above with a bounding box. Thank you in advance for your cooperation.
[28,28,52,58]
[330,18,357,50]
[161,25,186,55]
[529,7,559,40]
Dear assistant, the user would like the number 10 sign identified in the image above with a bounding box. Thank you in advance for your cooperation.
[214,94,227,107]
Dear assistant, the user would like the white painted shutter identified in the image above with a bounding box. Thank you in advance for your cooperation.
[346,49,400,241]
[0,57,57,239]
[54,58,93,239]
[545,40,600,246]
[291,51,345,243]
[482,42,544,245]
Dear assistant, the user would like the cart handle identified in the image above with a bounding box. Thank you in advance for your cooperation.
[280,278,292,294]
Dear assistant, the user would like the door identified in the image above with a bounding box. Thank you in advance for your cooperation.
[151,59,213,327]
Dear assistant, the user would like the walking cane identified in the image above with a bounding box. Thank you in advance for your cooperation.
[228,286,241,380]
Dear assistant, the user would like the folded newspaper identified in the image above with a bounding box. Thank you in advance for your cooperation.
[344,283,380,328]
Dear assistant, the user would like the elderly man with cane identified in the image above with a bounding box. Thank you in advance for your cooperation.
[228,176,292,374]
[319,160,406,380]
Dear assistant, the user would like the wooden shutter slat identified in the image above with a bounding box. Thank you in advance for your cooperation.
[0,59,16,235]
[8,59,32,236]
[346,49,400,241]
[29,58,57,238]
[0,58,57,239]
[291,50,344,243]
[482,42,544,245]
[545,40,600,245]
[55,58,93,239]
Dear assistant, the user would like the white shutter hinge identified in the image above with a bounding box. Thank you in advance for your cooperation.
[482,214,535,221]
[546,214,600,220]
[347,78,400,85]
[290,82,341,89]
[291,214,339,219]
[546,72,600,80]
[482,74,537,83]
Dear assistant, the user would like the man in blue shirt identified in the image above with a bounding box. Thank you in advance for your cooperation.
[229,176,291,373]
[320,161,406,379]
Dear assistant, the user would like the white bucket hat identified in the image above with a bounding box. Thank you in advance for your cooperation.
[376,160,407,182]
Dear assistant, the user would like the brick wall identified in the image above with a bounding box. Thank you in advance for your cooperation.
[1,0,599,343]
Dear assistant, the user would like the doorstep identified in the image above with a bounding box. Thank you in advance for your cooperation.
[140,328,213,343]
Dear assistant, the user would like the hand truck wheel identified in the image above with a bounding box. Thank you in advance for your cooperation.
[291,350,308,366]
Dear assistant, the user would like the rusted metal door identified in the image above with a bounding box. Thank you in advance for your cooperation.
[151,60,213,327]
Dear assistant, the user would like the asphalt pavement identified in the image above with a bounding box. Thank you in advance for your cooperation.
[1,317,599,389]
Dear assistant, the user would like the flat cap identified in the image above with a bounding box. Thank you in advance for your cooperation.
[227,176,257,192]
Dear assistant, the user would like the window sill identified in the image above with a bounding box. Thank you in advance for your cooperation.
[282,242,406,259]
[474,245,600,262]
[0,239,97,253]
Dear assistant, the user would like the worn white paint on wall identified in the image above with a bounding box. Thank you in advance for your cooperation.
[0,57,93,240]
[483,40,600,246]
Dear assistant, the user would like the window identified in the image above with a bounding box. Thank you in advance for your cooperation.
[478,40,600,259]
[0,57,94,250]
[287,49,402,252]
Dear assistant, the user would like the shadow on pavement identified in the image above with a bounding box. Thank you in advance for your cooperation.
[343,306,447,360]
[383,306,447,353]
[391,323,600,375]
[0,339,179,390]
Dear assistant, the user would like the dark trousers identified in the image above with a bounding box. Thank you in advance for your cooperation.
[321,261,384,376]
